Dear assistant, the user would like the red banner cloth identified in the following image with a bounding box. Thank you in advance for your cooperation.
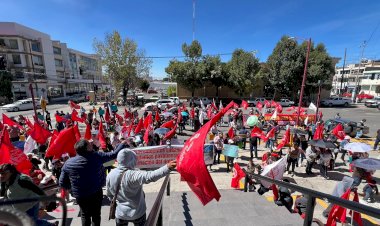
[45,127,77,159]
[231,163,245,188]
[71,110,85,123]
[98,123,106,149]
[84,123,92,140]
[160,120,175,129]
[227,127,234,138]
[332,123,345,140]
[134,118,144,134]
[2,113,23,130]
[277,128,290,150]
[29,122,52,144]
[163,125,177,140]
[241,100,248,110]
[68,100,80,110]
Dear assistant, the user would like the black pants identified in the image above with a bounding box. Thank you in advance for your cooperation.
[76,189,103,226]
[306,161,314,174]
[214,149,222,164]
[116,214,146,226]
[319,164,328,178]
[250,144,258,159]
[287,157,297,173]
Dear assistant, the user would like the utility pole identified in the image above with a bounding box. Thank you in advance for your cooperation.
[28,40,39,97]
[192,0,196,41]
[340,48,346,95]
[353,41,366,102]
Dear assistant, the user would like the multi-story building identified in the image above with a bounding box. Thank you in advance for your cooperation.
[331,60,380,96]
[0,22,103,101]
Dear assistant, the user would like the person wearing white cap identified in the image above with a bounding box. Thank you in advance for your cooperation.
[337,135,351,164]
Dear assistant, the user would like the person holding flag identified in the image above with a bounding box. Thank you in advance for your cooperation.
[286,141,305,176]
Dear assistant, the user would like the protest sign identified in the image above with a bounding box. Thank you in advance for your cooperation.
[133,145,183,169]
[204,144,214,165]
[260,156,287,188]
[222,144,239,158]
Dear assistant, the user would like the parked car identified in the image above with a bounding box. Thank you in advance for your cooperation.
[357,93,374,102]
[136,93,144,100]
[324,118,369,137]
[279,98,295,107]
[250,97,267,106]
[142,102,157,111]
[147,88,158,94]
[169,97,180,104]
[320,97,352,107]
[156,99,175,110]
[69,94,86,103]
[27,97,49,105]
[151,95,160,101]
[364,96,380,108]
[194,97,212,106]
[1,99,40,112]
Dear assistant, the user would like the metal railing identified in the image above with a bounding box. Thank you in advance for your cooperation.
[243,170,380,226]
[144,174,171,226]
[0,195,67,226]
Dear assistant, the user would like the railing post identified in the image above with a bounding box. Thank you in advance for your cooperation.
[243,174,248,192]
[166,177,170,196]
[157,207,163,226]
[303,195,316,226]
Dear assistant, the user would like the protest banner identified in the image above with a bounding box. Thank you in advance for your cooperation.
[203,144,214,165]
[260,156,287,188]
[222,144,239,158]
[133,145,183,169]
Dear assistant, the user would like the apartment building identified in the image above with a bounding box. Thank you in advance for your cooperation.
[331,60,380,96]
[0,22,103,101]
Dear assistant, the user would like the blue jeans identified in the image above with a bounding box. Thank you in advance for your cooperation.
[374,138,380,150]
[26,203,55,226]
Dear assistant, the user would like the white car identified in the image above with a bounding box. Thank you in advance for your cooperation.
[252,97,267,106]
[364,96,380,108]
[136,93,144,100]
[1,99,41,112]
[194,97,211,106]
[279,98,295,107]
[156,99,175,110]
[169,97,180,104]
[320,97,352,107]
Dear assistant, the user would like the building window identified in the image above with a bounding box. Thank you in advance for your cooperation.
[31,42,41,52]
[12,54,21,64]
[9,39,19,49]
[0,39,5,47]
[55,59,63,67]
[53,47,61,55]
[32,55,44,66]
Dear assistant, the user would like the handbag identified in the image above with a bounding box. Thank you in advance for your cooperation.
[109,170,128,220]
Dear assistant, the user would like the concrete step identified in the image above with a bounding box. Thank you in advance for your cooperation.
[162,190,303,226]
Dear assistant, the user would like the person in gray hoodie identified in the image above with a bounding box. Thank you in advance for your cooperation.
[106,149,176,226]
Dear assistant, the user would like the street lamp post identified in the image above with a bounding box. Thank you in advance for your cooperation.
[315,80,322,123]
[295,38,312,127]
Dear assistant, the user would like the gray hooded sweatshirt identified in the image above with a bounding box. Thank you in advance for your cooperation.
[106,149,170,220]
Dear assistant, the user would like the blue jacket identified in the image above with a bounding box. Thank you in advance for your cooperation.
[59,143,127,198]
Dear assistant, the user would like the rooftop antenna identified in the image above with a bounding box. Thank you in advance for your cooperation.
[192,0,196,41]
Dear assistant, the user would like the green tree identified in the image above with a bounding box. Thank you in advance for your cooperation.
[226,49,260,96]
[93,31,152,103]
[201,55,226,97]
[0,71,13,100]
[165,40,204,97]
[139,79,150,92]
[167,85,177,97]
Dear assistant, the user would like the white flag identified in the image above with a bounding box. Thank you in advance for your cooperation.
[219,100,223,110]
[304,116,309,125]
[308,102,317,112]
[270,110,277,120]
[24,136,37,154]
[261,156,287,188]
[200,99,205,110]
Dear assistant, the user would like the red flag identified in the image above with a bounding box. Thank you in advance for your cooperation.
[190,107,195,119]
[143,113,152,129]
[350,191,363,226]
[143,125,153,144]
[207,107,212,119]
[177,101,234,205]
[71,109,85,123]
[155,111,160,122]
[233,102,239,108]
[68,100,80,110]
[25,117,34,129]
[73,124,81,140]
[211,100,218,111]
[28,122,52,144]
[241,100,248,110]
[272,184,279,201]
[115,113,124,123]
[160,120,175,129]
[177,110,183,124]
[277,128,290,150]
[313,123,324,140]
[0,129,32,175]
[231,163,245,188]
[98,122,106,149]
[275,104,283,113]
[2,114,23,130]
[84,123,92,140]
[163,125,177,140]
[332,123,345,140]
[55,114,66,123]
[124,109,131,119]
[256,102,263,111]
[134,118,143,134]
[46,127,77,159]
[286,106,295,112]
[250,126,267,141]
[227,127,234,138]
[105,107,111,122]
[270,100,277,108]
[264,100,270,108]
[265,127,276,141]
[327,189,351,226]
[0,121,3,130]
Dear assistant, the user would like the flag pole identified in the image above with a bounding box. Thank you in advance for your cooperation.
[29,83,38,122]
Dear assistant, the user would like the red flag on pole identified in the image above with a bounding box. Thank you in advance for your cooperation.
[71,109,85,123]
[211,100,218,111]
[115,113,124,123]
[270,100,277,108]
[143,113,152,129]
[55,114,66,123]
[264,100,270,108]
[155,111,160,122]
[227,127,234,138]
[28,122,52,144]
[143,125,153,144]
[233,102,239,108]
[160,120,175,129]
[163,125,177,140]
[313,123,324,140]
[277,128,290,150]
[73,124,81,140]
[84,123,92,140]
[134,118,144,134]
[250,126,267,141]
[98,122,106,149]
[231,163,245,188]
[124,109,131,119]
[176,101,234,205]
[190,107,195,119]
[275,104,283,113]
[326,189,351,226]
[332,123,345,140]
[105,107,111,122]
[241,100,248,110]
[2,113,23,130]
[25,117,34,129]
[207,107,212,119]
[272,184,279,201]
[68,100,80,110]
[286,106,295,112]
[256,102,263,111]
[46,127,77,159]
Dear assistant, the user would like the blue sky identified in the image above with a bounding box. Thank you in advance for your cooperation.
[2,0,380,78]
